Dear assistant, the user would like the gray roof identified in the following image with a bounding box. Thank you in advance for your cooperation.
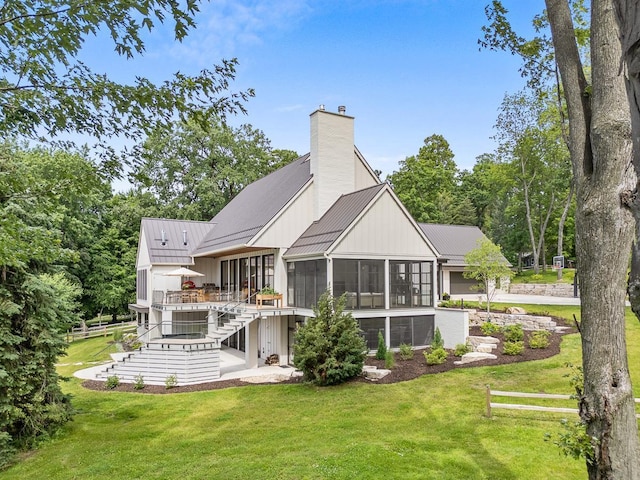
[285,183,386,257]
[142,218,212,264]
[418,223,508,266]
[191,154,312,255]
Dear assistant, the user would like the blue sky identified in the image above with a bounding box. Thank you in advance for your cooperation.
[88,1,544,183]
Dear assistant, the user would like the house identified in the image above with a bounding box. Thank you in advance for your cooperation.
[111,107,468,385]
[418,223,511,297]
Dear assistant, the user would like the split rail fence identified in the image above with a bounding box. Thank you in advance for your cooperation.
[486,385,640,418]
[67,321,137,342]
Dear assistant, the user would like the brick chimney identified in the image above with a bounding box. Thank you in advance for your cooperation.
[309,106,355,220]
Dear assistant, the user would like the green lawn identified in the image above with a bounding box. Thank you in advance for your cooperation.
[511,269,576,284]
[4,305,639,479]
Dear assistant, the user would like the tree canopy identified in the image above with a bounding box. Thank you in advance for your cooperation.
[0,0,253,176]
[133,115,297,221]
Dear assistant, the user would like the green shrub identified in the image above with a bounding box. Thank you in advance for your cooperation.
[375,330,387,360]
[105,375,120,389]
[293,292,367,386]
[503,341,524,356]
[112,328,124,343]
[164,374,178,389]
[454,343,471,357]
[133,374,145,390]
[129,341,143,350]
[503,324,524,342]
[385,350,395,369]
[530,274,544,282]
[480,321,501,335]
[432,327,444,350]
[528,330,551,349]
[425,347,448,365]
[398,343,414,360]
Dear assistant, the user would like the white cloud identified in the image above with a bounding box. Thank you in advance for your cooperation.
[161,0,314,66]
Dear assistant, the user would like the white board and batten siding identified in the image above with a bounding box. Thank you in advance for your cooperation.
[137,231,151,268]
[251,182,314,248]
[259,316,285,359]
[354,152,380,191]
[331,191,437,259]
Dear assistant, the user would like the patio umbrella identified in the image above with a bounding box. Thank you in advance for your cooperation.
[163,267,205,277]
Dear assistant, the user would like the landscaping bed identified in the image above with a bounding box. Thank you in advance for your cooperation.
[82,315,576,394]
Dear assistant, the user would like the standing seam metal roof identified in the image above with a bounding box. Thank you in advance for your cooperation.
[284,183,386,257]
[191,154,312,255]
[418,223,508,266]
[142,218,213,264]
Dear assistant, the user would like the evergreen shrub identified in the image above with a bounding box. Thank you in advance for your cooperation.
[293,292,367,386]
[376,331,387,360]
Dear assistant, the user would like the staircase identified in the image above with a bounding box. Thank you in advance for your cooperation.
[96,312,257,386]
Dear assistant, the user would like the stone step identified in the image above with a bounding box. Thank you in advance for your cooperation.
[467,335,500,346]
[475,343,497,353]
[454,352,497,365]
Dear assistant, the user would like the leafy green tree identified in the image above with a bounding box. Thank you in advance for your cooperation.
[463,237,513,314]
[494,91,572,273]
[293,292,367,386]
[0,145,82,466]
[0,0,252,175]
[83,191,161,319]
[134,115,296,221]
[388,134,459,223]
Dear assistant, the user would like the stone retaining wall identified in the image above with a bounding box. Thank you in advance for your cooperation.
[469,310,557,331]
[509,283,578,298]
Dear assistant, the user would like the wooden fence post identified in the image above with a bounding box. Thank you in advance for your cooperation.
[486,385,492,418]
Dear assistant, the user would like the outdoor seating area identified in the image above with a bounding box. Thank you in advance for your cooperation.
[166,289,205,303]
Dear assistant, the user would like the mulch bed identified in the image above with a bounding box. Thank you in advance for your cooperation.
[82,315,576,394]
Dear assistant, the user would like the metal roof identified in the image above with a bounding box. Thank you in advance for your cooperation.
[190,154,313,255]
[418,223,509,266]
[142,218,212,264]
[285,183,385,257]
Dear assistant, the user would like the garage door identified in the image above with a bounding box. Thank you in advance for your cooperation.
[450,272,483,295]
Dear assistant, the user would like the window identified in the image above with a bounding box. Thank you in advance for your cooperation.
[390,315,434,347]
[358,317,386,350]
[137,269,147,300]
[262,254,274,290]
[389,261,433,308]
[333,259,385,309]
[287,259,327,308]
[221,260,228,291]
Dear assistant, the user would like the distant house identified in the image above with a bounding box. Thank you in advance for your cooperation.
[106,107,469,385]
[418,223,511,297]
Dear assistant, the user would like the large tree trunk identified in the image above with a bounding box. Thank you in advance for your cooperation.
[546,1,640,478]
[616,0,640,320]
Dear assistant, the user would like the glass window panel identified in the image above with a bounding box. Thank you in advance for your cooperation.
[358,317,385,350]
[390,317,413,347]
[390,315,434,346]
[287,262,295,307]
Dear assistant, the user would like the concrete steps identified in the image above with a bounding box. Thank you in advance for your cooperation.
[96,313,258,386]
